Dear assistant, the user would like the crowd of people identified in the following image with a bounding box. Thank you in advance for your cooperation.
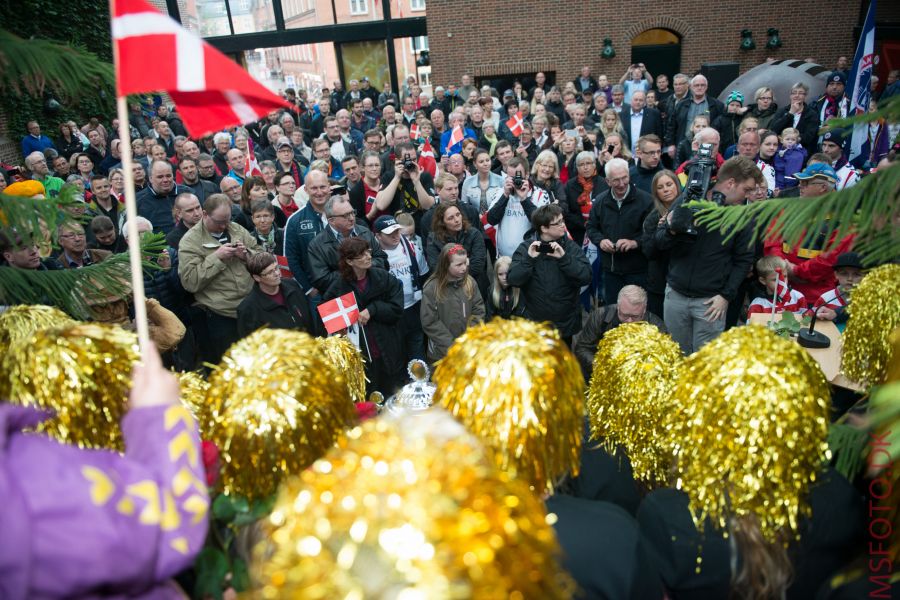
[3,61,899,387]
[1,53,898,599]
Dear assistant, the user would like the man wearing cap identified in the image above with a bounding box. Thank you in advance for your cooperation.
[359,76,378,104]
[819,129,860,190]
[764,163,855,301]
[814,71,850,129]
[373,214,428,362]
[274,136,309,187]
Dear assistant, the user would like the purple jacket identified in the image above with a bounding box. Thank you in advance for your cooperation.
[774,145,808,190]
[0,403,209,599]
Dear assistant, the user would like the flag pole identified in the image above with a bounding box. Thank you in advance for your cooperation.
[110,0,151,354]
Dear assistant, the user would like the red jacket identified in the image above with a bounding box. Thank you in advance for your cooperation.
[764,228,854,302]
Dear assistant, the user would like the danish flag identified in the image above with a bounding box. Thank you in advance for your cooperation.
[445,125,464,153]
[774,267,790,303]
[409,122,420,141]
[245,138,263,177]
[417,138,437,178]
[317,292,360,335]
[112,0,288,137]
[506,111,525,137]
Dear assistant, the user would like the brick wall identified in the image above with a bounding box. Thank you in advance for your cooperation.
[427,0,868,87]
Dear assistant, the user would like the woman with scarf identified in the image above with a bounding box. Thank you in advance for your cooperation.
[564,151,606,246]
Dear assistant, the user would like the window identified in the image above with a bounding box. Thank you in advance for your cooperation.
[410,36,428,52]
[349,0,367,14]
[410,0,426,10]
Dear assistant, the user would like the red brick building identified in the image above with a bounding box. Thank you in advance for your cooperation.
[425,0,900,90]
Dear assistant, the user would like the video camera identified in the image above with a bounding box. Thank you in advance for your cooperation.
[667,143,723,236]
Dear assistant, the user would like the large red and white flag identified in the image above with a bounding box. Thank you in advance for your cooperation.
[317,292,360,335]
[417,138,437,178]
[506,111,525,137]
[445,125,464,153]
[112,0,288,137]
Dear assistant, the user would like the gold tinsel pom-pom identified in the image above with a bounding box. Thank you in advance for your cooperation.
[251,410,575,599]
[177,371,210,428]
[433,318,584,495]
[667,325,831,542]
[842,264,900,387]
[4,322,139,450]
[0,304,75,398]
[315,335,366,403]
[587,322,683,486]
[204,329,356,501]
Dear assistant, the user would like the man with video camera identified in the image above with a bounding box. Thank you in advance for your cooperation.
[654,154,762,354]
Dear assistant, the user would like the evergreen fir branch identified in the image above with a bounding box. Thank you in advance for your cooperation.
[0,234,167,319]
[0,28,114,100]
[823,94,900,130]
[692,161,900,265]
[1,187,82,245]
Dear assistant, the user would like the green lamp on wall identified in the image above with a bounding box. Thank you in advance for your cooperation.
[766,28,782,49]
[740,29,755,51]
[601,38,615,59]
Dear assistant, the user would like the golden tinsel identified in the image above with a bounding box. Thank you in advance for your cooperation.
[251,410,575,599]
[587,322,683,486]
[315,335,366,403]
[177,371,210,429]
[666,325,831,542]
[204,329,356,501]
[842,264,900,387]
[0,304,75,399]
[4,322,139,450]
[433,318,584,495]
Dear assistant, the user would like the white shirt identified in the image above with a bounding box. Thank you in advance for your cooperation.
[629,110,644,155]
[384,238,429,308]
[490,189,549,257]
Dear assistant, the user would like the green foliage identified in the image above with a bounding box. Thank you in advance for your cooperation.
[827,423,869,481]
[764,310,811,338]
[869,381,900,463]
[197,492,276,599]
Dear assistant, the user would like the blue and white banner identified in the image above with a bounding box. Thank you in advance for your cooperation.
[846,0,877,164]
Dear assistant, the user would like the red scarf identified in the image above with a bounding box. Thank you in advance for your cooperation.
[577,175,593,220]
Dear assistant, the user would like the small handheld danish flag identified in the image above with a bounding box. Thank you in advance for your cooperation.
[112,0,288,137]
[445,125,464,153]
[417,138,437,178]
[506,111,525,137]
[409,122,420,141]
[317,292,360,335]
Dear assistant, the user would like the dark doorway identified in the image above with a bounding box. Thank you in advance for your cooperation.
[631,29,681,81]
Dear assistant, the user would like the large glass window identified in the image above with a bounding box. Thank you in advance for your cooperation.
[181,0,231,37]
[243,44,340,96]
[230,0,277,35]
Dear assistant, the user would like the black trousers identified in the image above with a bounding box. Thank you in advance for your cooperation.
[197,308,240,366]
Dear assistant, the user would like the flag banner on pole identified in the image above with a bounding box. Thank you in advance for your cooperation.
[275,254,293,279]
[245,138,263,177]
[445,125,463,153]
[506,112,525,137]
[418,138,437,178]
[774,268,790,303]
[112,0,288,137]
[317,292,360,335]
[846,0,877,164]
[409,122,420,141]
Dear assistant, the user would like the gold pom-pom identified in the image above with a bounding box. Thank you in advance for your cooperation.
[177,371,210,427]
[252,410,575,599]
[0,304,74,356]
[0,304,75,398]
[315,335,366,403]
[433,318,584,495]
[4,322,139,450]
[842,264,900,387]
[204,329,356,501]
[666,325,831,541]
[587,322,683,485]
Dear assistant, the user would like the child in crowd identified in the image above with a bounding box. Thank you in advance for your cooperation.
[486,255,526,320]
[420,243,485,363]
[774,127,807,190]
[748,255,809,316]
[394,211,424,258]
[814,252,865,325]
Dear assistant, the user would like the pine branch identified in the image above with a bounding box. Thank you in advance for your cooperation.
[0,234,167,319]
[693,161,900,265]
[1,186,82,245]
[0,28,114,100]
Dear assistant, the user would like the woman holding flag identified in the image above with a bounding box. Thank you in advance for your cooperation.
[323,238,406,395]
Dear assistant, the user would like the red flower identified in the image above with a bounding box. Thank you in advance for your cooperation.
[201,440,220,487]
[354,402,378,423]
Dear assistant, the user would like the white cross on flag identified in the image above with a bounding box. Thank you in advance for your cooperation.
[445,125,464,153]
[112,0,288,137]
[506,111,525,137]
[317,292,360,335]
[409,122,420,141]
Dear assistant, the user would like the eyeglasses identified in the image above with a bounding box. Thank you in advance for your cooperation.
[259,266,280,277]
[329,210,356,220]
[758,96,774,101]
[548,219,565,227]
[59,232,86,239]
[278,180,296,186]
[208,215,231,226]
